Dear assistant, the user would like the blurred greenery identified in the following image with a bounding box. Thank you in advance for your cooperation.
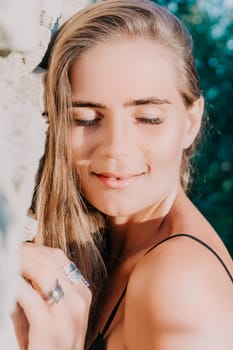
[153,0,233,257]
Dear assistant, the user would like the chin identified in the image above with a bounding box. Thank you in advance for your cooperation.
[99,207,132,218]
[92,200,144,218]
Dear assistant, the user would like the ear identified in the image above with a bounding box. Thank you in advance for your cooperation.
[183,96,204,149]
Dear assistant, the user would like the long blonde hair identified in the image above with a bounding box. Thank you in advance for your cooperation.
[33,0,203,334]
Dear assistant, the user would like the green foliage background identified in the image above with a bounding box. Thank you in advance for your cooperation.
[153,0,233,256]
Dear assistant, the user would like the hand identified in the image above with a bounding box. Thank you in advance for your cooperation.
[13,243,92,350]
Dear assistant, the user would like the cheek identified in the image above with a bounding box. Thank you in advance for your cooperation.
[71,129,96,162]
[71,130,91,183]
[143,125,185,170]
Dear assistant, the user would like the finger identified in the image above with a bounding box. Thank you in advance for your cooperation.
[17,276,50,325]
[19,243,92,329]
[17,277,70,349]
[20,243,70,295]
[20,243,91,302]
[18,263,90,349]
[12,302,29,350]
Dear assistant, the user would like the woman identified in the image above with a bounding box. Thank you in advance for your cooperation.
[14,0,233,349]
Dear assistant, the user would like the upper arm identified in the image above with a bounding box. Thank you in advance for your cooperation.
[123,237,233,350]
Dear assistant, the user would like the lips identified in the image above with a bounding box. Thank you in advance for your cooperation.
[92,171,144,189]
[96,172,136,179]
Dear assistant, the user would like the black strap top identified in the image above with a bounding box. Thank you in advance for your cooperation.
[89,233,233,350]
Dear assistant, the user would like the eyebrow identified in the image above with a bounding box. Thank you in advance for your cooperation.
[71,96,172,109]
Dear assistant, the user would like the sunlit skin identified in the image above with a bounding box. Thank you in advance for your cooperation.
[69,38,233,349]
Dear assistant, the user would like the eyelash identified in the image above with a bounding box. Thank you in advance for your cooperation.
[73,117,163,127]
[73,118,102,127]
[136,117,163,125]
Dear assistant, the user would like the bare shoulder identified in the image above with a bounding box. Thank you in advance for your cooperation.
[123,235,233,350]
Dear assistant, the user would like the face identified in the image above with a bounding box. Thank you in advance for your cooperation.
[69,38,202,221]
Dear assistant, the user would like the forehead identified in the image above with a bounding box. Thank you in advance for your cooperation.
[70,38,183,106]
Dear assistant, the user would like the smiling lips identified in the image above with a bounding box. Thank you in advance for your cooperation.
[93,172,144,189]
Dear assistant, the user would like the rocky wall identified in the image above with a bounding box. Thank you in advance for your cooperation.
[0,1,92,348]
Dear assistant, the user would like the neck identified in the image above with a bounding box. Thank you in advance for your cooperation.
[108,185,184,260]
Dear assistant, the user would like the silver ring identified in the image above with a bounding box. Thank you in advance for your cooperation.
[43,279,64,305]
[64,262,90,287]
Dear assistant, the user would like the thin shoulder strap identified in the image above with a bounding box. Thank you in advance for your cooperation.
[145,233,233,283]
[101,286,127,336]
[101,233,232,336]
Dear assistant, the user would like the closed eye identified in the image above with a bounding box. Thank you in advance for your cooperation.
[72,117,102,127]
[136,117,163,125]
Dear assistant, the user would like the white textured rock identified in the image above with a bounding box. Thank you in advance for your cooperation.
[0,0,92,348]
[0,0,40,52]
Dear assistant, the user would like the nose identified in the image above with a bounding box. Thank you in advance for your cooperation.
[99,116,133,159]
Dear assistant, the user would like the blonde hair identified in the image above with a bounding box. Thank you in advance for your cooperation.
[33,0,203,338]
